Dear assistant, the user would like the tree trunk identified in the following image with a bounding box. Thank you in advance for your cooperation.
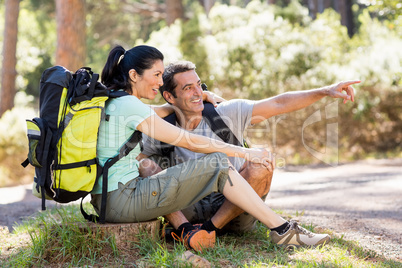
[308,0,318,19]
[345,0,355,37]
[62,220,161,249]
[323,0,332,9]
[166,0,184,26]
[0,0,20,117]
[338,0,346,26]
[55,0,86,71]
[198,0,215,16]
[338,0,354,37]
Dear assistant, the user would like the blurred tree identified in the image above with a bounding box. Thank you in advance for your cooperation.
[267,0,292,7]
[86,0,168,71]
[21,0,56,99]
[338,0,355,37]
[365,0,402,33]
[198,0,215,16]
[166,0,184,25]
[0,0,20,117]
[55,0,86,70]
[303,0,333,17]
[179,15,211,87]
[0,0,399,167]
[299,0,355,36]
[367,0,402,20]
[306,0,318,18]
[275,0,312,25]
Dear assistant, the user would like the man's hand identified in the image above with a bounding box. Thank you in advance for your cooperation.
[202,91,226,107]
[328,80,360,104]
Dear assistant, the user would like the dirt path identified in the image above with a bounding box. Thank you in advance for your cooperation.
[1,158,401,261]
[268,158,402,261]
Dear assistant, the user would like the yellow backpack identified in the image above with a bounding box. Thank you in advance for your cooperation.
[22,66,141,223]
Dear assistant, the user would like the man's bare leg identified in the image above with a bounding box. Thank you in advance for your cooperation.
[210,161,273,229]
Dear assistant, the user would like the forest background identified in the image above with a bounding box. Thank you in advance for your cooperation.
[0,0,401,187]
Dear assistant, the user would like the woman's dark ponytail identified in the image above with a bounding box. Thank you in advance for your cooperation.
[101,45,164,94]
[101,45,129,92]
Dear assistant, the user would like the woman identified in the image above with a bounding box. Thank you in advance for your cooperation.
[91,45,329,251]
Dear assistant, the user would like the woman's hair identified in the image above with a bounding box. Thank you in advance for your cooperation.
[101,45,164,94]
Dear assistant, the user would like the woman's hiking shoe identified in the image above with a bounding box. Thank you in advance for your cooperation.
[172,228,216,252]
[269,220,330,248]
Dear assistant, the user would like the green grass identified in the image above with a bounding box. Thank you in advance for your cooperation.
[0,204,401,268]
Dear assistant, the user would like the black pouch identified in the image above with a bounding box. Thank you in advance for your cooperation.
[26,118,51,168]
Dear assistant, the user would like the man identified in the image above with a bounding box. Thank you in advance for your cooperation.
[137,61,358,247]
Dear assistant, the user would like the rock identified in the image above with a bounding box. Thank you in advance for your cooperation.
[0,226,9,235]
[313,226,326,233]
[177,250,211,268]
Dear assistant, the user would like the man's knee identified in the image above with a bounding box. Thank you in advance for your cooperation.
[240,162,273,197]
[138,158,162,177]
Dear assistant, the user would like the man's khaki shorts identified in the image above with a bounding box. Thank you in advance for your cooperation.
[91,152,230,223]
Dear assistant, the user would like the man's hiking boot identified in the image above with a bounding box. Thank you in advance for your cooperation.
[172,228,216,252]
[269,220,330,249]
[162,223,204,241]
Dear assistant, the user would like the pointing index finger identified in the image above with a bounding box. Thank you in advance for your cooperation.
[341,80,359,103]
[342,80,361,87]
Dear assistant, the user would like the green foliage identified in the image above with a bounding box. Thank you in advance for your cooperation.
[28,0,55,15]
[85,0,167,72]
[362,0,402,35]
[366,0,402,20]
[145,0,401,162]
[180,15,211,87]
[3,0,167,99]
[274,0,311,26]
[2,0,401,166]
[0,108,29,159]
[0,107,36,186]
[16,1,57,98]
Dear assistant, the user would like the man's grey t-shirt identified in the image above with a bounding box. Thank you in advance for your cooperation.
[142,99,254,171]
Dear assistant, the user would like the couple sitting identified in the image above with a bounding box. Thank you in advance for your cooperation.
[91,45,358,252]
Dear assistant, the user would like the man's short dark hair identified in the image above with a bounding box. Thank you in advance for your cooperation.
[160,61,196,103]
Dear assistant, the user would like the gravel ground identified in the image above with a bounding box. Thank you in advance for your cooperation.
[0,158,401,262]
[268,158,402,262]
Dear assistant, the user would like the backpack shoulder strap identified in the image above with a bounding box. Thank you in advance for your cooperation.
[159,113,177,159]
[98,130,142,223]
[108,90,129,98]
[202,102,242,146]
[157,103,243,161]
[163,112,177,125]
[82,130,143,224]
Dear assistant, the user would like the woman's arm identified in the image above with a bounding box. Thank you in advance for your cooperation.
[136,114,273,170]
[149,103,174,118]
